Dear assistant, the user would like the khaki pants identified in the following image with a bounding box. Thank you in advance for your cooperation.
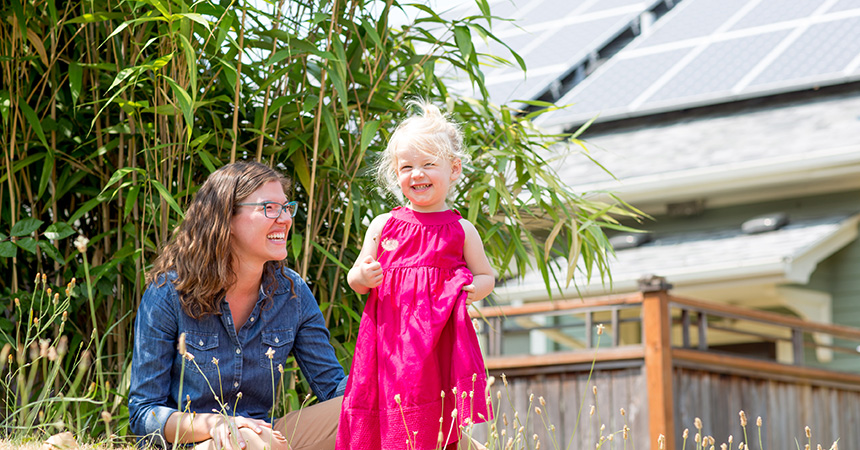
[193,396,343,450]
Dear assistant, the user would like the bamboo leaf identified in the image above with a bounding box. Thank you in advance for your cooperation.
[359,120,380,154]
[26,28,49,66]
[163,75,194,134]
[310,240,350,271]
[453,25,473,62]
[544,218,565,261]
[19,100,49,149]
[38,151,53,199]
[65,12,125,24]
[177,34,198,100]
[124,185,141,219]
[69,62,83,106]
[10,218,43,237]
[151,179,186,218]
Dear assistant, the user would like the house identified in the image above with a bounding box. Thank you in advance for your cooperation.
[451,0,860,447]
[461,0,860,372]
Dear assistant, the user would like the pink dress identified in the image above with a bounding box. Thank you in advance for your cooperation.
[337,207,492,450]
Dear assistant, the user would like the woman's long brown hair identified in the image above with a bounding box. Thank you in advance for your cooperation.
[146,161,290,318]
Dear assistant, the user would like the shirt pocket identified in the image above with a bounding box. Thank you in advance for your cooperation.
[184,331,220,374]
[259,328,293,369]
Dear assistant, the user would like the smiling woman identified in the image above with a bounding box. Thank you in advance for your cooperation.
[128,161,346,450]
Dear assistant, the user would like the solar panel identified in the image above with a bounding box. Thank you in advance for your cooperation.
[729,0,827,31]
[749,16,860,86]
[541,49,689,127]
[644,31,789,105]
[828,0,860,13]
[536,0,860,128]
[634,0,752,49]
[446,0,665,104]
[582,0,655,14]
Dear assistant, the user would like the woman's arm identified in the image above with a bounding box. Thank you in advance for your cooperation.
[128,281,182,442]
[460,219,495,303]
[290,272,347,401]
[346,213,389,294]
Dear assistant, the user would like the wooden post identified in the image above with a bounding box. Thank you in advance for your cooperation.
[639,275,676,450]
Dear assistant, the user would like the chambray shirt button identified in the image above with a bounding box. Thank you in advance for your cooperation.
[250,317,255,322]
[275,337,279,343]
[198,340,204,346]
[236,348,241,354]
[234,382,239,388]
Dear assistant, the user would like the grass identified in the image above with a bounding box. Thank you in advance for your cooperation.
[0,273,844,450]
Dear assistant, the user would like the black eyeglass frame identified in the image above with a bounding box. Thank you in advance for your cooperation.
[236,201,299,219]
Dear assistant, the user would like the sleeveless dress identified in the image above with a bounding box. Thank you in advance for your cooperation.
[336,207,492,450]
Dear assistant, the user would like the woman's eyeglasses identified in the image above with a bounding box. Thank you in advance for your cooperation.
[237,201,299,219]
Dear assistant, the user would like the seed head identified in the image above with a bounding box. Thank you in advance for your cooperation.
[74,235,89,253]
[535,406,542,415]
[278,364,284,374]
[539,396,546,406]
[394,394,401,404]
[756,416,762,427]
[658,434,666,450]
[739,442,745,450]
[589,405,595,416]
[184,351,195,361]
[596,324,605,335]
[530,393,534,403]
[177,333,187,356]
[593,385,598,395]
[212,357,219,366]
[806,426,811,438]
[739,410,748,427]
[683,428,689,439]
[620,407,626,416]
[265,347,275,359]
[237,392,243,399]
[451,408,458,418]
[695,417,703,430]
[501,373,508,386]
[101,411,112,422]
[721,445,727,450]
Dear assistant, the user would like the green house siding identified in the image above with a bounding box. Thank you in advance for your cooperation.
[809,236,860,373]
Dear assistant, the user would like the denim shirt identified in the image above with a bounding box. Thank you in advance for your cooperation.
[128,268,346,443]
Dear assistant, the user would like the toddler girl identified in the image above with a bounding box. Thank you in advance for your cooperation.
[336,100,494,449]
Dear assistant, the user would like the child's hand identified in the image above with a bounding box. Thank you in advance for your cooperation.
[462,284,477,306]
[357,255,383,289]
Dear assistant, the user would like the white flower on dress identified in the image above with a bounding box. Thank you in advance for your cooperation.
[381,238,398,252]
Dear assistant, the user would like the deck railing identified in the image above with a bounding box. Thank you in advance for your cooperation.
[472,277,860,450]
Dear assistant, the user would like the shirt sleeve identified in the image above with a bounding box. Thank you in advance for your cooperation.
[289,273,346,402]
[128,279,181,444]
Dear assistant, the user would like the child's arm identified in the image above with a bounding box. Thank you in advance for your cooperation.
[347,214,389,295]
[459,219,495,303]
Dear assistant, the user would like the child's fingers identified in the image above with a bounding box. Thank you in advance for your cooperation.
[462,284,475,292]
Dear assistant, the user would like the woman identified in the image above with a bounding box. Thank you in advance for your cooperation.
[129,162,346,450]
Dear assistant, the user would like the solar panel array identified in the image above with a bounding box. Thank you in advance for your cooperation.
[445,0,664,105]
[536,0,860,129]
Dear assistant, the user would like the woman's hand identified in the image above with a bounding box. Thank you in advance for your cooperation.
[210,415,280,450]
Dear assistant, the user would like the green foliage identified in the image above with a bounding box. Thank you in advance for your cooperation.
[0,0,639,441]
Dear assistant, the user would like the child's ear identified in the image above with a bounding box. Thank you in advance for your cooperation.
[450,158,462,180]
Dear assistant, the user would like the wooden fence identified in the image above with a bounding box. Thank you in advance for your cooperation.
[471,277,860,450]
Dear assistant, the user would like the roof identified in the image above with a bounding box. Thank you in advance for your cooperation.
[495,213,860,302]
[536,0,860,128]
[551,90,860,209]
